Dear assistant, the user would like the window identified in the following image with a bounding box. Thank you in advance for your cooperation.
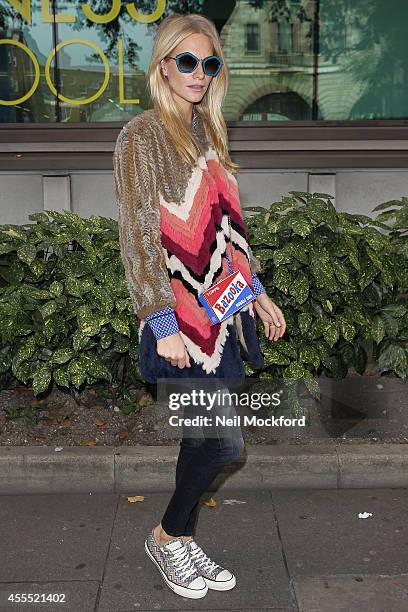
[245,23,260,54]
[1,0,407,124]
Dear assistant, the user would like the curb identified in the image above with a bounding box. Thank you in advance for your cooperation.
[0,443,407,494]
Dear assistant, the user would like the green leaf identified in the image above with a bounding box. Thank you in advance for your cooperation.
[322,321,340,347]
[380,311,399,339]
[283,361,307,380]
[302,370,321,399]
[110,315,130,337]
[77,305,101,336]
[298,312,313,333]
[299,345,320,369]
[372,199,404,212]
[263,346,291,366]
[16,243,37,265]
[337,315,356,342]
[82,354,110,381]
[29,259,46,278]
[289,273,309,304]
[53,365,70,387]
[378,343,408,378]
[0,347,12,374]
[39,300,58,318]
[65,277,93,298]
[68,358,87,389]
[273,267,292,294]
[0,243,15,255]
[49,281,63,297]
[310,251,338,289]
[288,214,313,238]
[28,212,51,223]
[358,260,379,290]
[51,348,74,365]
[32,365,52,395]
[381,303,406,318]
[14,335,36,367]
[72,330,90,352]
[353,343,367,375]
[371,315,386,344]
[12,361,31,384]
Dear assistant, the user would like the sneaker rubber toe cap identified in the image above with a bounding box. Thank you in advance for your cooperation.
[189,576,207,590]
[216,569,234,582]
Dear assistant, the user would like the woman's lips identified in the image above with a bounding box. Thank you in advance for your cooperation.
[188,85,204,90]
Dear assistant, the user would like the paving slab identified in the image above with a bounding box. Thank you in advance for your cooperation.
[99,489,296,611]
[272,488,408,576]
[293,574,408,612]
[0,488,407,611]
[0,582,98,612]
[0,493,117,611]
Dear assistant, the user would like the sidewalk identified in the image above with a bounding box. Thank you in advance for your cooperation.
[0,442,407,494]
[1,486,407,611]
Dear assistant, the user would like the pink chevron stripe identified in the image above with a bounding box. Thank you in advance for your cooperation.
[171,278,225,355]
[161,207,224,275]
[159,172,216,241]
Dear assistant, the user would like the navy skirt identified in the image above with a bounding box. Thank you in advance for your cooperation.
[138,308,264,384]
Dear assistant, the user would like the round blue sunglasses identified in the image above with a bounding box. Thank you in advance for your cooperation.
[165,52,223,77]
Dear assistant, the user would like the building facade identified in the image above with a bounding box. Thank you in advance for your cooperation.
[1,0,408,225]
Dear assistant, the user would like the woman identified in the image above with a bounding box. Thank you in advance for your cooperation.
[113,13,286,600]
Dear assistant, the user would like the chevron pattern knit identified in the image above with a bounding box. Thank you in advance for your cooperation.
[113,106,262,374]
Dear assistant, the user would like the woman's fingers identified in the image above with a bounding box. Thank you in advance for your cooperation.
[167,349,191,368]
[255,299,286,341]
[273,304,287,336]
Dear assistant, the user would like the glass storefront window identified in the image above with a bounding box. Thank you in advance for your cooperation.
[0,0,407,123]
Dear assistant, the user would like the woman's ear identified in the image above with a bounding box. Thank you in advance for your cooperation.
[161,59,168,78]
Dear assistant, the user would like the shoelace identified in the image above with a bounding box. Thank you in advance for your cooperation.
[189,542,219,574]
[163,542,198,581]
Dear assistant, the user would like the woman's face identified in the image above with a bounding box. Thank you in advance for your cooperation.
[161,33,215,114]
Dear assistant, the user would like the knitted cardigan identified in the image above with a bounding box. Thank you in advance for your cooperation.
[113,105,264,374]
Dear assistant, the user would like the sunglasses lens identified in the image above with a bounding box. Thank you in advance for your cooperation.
[204,57,221,76]
[176,53,222,76]
[177,53,198,72]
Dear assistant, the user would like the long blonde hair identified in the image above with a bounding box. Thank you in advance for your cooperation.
[147,13,240,175]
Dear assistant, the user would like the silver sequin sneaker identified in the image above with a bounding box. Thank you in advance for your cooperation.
[144,530,208,599]
[186,539,236,591]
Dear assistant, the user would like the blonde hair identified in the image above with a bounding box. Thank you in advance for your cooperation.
[147,13,240,175]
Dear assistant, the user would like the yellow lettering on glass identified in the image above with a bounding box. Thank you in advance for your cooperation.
[7,0,31,24]
[0,39,40,104]
[127,0,165,23]
[82,0,121,24]
[117,39,139,104]
[6,0,167,24]
[42,0,75,23]
[45,39,110,105]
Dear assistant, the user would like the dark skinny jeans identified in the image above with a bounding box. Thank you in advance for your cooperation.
[160,387,245,537]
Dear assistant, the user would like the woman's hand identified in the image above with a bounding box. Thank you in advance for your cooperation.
[157,332,191,369]
[253,293,286,341]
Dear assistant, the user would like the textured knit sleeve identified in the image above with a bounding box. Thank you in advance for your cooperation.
[113,124,177,319]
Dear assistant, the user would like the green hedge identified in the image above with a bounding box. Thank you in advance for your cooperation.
[0,193,407,416]
[244,192,408,414]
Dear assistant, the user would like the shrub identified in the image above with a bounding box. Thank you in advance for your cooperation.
[245,192,408,415]
[0,210,142,396]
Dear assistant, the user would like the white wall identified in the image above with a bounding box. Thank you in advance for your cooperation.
[1,169,408,224]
